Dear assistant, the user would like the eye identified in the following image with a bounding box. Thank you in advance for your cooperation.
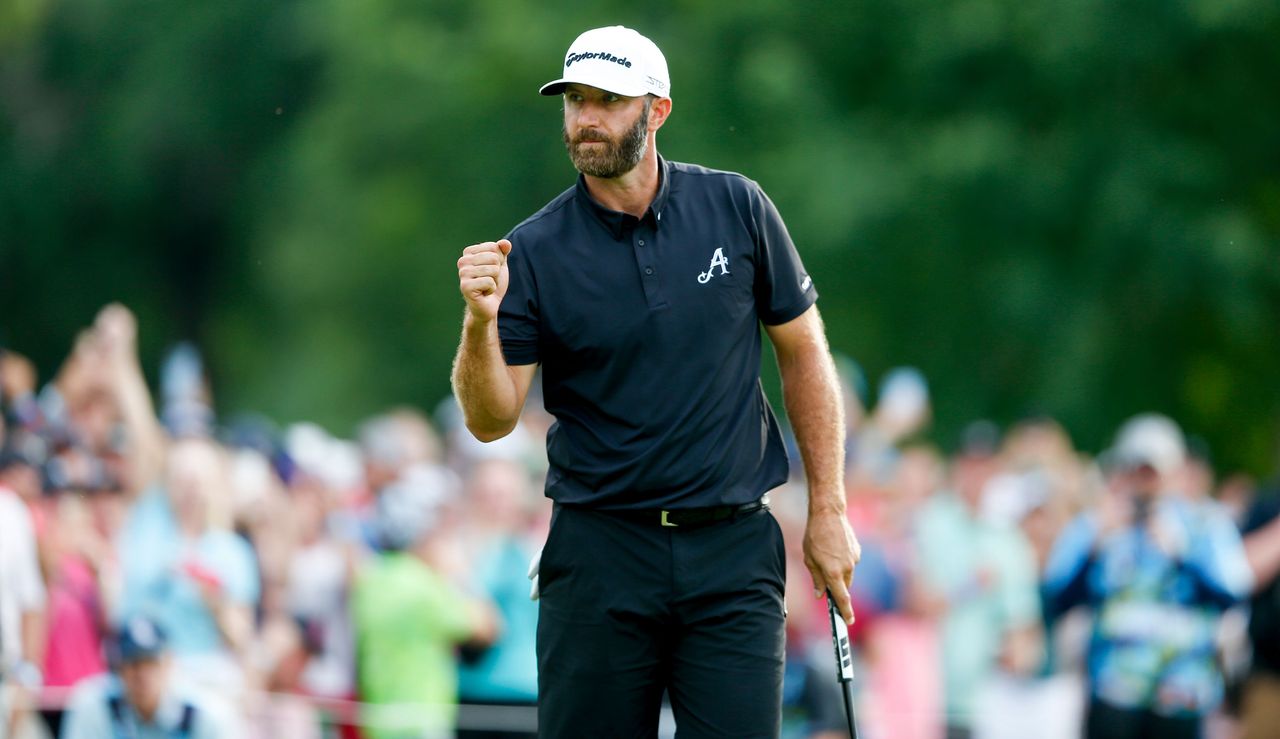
[604,93,621,103]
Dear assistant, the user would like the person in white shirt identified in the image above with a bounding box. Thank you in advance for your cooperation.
[0,449,47,739]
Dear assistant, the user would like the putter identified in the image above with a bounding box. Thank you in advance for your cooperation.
[827,590,860,739]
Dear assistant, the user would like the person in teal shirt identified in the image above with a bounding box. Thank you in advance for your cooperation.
[456,460,540,713]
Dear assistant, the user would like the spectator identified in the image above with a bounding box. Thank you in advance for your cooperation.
[359,409,444,493]
[60,615,234,738]
[283,451,360,703]
[1043,414,1253,739]
[850,444,944,739]
[117,437,260,698]
[914,428,1043,739]
[1,450,49,739]
[352,469,498,739]
[455,459,543,739]
[86,306,260,702]
[36,490,117,737]
[0,350,47,739]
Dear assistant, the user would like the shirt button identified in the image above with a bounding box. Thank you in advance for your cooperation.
[644,267,654,275]
[638,240,645,246]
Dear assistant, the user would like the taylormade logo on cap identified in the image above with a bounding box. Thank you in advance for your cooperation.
[539,26,671,98]
[565,51,632,69]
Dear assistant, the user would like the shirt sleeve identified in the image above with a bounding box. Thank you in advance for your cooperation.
[749,183,818,325]
[1042,514,1099,614]
[496,232,541,366]
[1180,505,1254,605]
[418,570,480,644]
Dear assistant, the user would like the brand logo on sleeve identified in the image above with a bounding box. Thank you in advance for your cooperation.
[697,247,730,284]
[801,274,812,291]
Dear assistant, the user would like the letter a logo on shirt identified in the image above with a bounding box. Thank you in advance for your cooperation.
[697,247,730,284]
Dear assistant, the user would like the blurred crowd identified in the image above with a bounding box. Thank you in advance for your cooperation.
[2,304,1279,739]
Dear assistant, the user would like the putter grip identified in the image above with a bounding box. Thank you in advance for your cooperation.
[827,592,855,682]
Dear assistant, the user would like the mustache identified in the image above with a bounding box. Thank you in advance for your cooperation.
[571,130,609,145]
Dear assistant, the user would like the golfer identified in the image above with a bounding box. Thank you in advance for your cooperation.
[452,25,861,738]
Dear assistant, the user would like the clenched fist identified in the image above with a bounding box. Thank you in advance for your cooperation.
[458,239,512,323]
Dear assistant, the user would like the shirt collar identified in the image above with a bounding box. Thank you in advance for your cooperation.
[109,676,188,730]
[574,154,671,240]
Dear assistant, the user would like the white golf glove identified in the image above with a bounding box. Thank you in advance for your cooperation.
[528,547,542,601]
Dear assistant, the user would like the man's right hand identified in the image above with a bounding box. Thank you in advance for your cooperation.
[458,239,512,322]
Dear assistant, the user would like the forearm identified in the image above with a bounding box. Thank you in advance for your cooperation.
[212,601,254,655]
[451,311,523,441]
[769,308,859,618]
[109,353,166,494]
[777,335,845,514]
[90,558,122,632]
[1042,518,1098,616]
[20,610,46,673]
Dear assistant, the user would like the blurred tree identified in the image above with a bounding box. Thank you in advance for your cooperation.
[0,0,317,379]
[3,0,1278,471]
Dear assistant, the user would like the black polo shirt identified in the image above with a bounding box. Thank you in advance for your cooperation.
[498,156,818,510]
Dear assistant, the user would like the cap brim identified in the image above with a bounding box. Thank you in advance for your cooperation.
[538,77,652,97]
[539,79,569,96]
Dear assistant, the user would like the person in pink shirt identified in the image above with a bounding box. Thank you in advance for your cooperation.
[40,493,116,691]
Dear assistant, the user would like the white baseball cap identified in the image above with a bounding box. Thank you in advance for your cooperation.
[1110,413,1186,476]
[539,26,671,98]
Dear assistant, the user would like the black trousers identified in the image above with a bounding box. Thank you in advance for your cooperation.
[1085,698,1201,739]
[536,504,787,739]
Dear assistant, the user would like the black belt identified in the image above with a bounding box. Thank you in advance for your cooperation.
[583,495,770,529]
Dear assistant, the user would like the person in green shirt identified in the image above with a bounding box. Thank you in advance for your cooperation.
[352,469,498,739]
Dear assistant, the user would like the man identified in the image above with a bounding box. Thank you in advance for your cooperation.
[60,615,233,739]
[451,25,860,737]
[1043,414,1252,739]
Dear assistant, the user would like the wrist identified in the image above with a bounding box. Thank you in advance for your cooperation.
[463,308,498,333]
[807,487,846,516]
[11,660,43,689]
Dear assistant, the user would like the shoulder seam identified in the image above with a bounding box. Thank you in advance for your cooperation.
[508,188,576,236]
[667,160,756,186]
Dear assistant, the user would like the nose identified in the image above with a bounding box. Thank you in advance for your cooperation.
[574,100,603,128]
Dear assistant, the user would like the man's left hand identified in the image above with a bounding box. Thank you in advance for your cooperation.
[803,509,861,624]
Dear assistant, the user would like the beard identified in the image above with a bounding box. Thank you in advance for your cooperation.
[563,98,652,179]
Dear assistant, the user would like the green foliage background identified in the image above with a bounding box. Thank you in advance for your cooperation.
[3,0,1279,471]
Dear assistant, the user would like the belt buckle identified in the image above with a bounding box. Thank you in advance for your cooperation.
[660,510,679,527]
